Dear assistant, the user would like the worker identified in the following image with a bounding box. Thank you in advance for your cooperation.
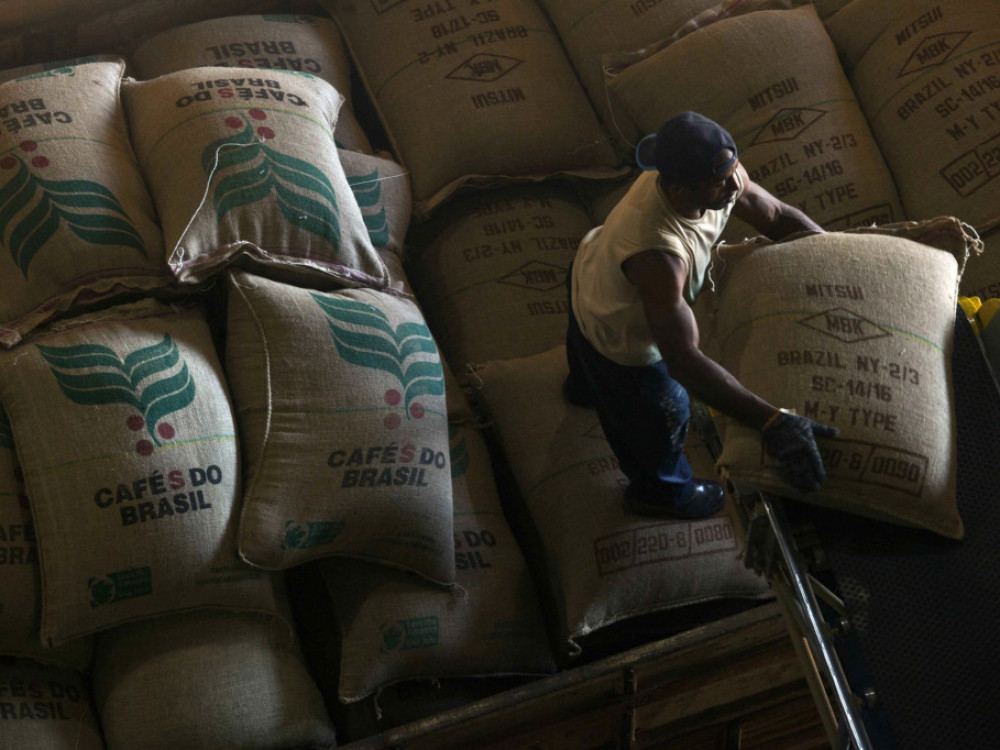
[564,111,839,519]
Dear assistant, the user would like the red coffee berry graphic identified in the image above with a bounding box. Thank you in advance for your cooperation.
[0,155,15,169]
[157,422,175,440]
[19,140,37,152]
[136,440,154,456]
[409,402,425,419]
[31,156,49,168]
[249,109,267,120]
[383,413,401,430]
[384,389,402,406]
[126,414,145,431]
[225,116,243,129]
[256,126,275,140]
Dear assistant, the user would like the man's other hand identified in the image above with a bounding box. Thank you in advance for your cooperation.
[761,411,839,492]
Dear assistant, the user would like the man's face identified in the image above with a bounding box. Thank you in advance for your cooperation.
[691,149,739,211]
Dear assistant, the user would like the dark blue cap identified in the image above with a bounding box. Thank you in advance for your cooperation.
[636,111,738,185]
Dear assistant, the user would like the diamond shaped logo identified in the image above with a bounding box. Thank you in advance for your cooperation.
[797,308,892,344]
[898,32,970,77]
[369,0,407,13]
[446,54,522,83]
[749,108,827,146]
[497,261,566,291]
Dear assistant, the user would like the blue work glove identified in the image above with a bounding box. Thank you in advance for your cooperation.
[761,411,839,492]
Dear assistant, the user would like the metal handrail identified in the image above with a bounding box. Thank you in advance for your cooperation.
[757,492,874,750]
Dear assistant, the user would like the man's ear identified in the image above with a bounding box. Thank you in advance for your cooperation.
[664,182,691,206]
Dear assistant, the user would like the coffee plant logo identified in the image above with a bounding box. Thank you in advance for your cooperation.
[89,575,117,607]
[0,140,147,276]
[311,293,444,430]
[202,110,342,246]
[379,616,439,652]
[346,168,389,247]
[37,334,196,456]
[0,404,12,450]
[380,622,405,652]
[281,519,344,550]
[449,425,469,479]
[88,566,152,607]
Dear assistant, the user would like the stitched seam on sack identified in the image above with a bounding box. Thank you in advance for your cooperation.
[229,278,274,531]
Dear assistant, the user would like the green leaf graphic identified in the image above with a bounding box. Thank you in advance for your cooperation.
[449,427,469,479]
[283,523,307,550]
[347,169,389,247]
[0,405,12,450]
[202,115,341,246]
[89,578,115,607]
[0,156,147,275]
[37,334,196,445]
[382,624,403,651]
[311,293,444,416]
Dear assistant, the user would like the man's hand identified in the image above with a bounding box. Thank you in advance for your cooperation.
[761,411,839,492]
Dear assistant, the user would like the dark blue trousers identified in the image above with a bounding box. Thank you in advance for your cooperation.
[564,267,694,501]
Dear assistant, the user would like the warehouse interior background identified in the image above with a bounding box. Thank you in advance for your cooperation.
[0,0,998,748]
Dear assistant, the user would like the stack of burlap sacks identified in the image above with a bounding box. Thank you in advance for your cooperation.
[0,0,996,746]
[0,6,617,749]
[361,0,991,729]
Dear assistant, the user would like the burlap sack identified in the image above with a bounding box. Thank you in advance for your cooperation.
[826,0,1000,233]
[339,148,412,258]
[319,0,624,214]
[0,405,39,644]
[122,66,388,289]
[0,59,169,347]
[606,3,904,241]
[812,0,852,18]
[0,406,98,673]
[959,227,1000,301]
[377,247,478,423]
[472,346,771,657]
[406,184,594,370]
[708,219,980,539]
[316,423,555,703]
[378,247,413,297]
[225,270,455,583]
[92,609,336,750]
[576,170,639,225]
[129,13,373,154]
[0,0,324,68]
[0,300,281,645]
[0,657,105,750]
[535,0,724,150]
[0,0,133,34]
[0,39,20,73]
[0,55,124,85]
[0,634,94,674]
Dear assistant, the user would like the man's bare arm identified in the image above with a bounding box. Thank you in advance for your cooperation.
[623,248,776,430]
[731,163,824,240]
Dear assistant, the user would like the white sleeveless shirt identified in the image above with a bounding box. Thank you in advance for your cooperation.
[571,169,743,366]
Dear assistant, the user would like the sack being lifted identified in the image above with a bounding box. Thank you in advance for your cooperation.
[709,218,981,539]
